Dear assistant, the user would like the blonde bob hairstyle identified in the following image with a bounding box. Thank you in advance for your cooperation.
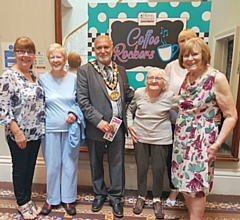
[178,29,197,42]
[145,67,169,91]
[46,43,67,60]
[179,37,211,69]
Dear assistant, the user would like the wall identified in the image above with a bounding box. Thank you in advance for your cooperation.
[0,0,55,181]
[208,0,240,102]
[61,0,119,64]
[0,0,240,195]
[0,0,55,71]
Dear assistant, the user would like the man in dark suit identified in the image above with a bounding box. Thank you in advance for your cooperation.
[77,35,134,218]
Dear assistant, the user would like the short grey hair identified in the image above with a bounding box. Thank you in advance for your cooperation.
[145,67,169,91]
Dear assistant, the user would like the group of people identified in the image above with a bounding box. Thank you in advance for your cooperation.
[128,30,198,219]
[128,29,237,220]
[0,37,85,220]
[0,29,237,220]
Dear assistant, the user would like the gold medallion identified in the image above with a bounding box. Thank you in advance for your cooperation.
[109,90,120,101]
[90,60,119,90]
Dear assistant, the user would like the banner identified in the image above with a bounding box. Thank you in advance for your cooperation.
[88,2,211,88]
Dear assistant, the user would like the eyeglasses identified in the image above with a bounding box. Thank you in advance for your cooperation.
[147,76,163,81]
[15,50,34,56]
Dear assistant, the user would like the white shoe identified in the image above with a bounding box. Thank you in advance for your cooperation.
[165,198,176,207]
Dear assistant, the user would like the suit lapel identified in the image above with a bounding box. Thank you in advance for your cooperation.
[94,70,110,100]
[118,71,124,103]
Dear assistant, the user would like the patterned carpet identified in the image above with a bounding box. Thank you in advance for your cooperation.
[0,183,240,220]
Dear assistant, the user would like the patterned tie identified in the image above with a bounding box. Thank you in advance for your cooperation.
[104,66,113,82]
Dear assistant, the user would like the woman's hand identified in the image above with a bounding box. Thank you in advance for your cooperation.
[10,120,27,149]
[207,143,219,165]
[66,113,77,124]
[14,130,27,149]
[128,126,138,143]
[213,111,222,124]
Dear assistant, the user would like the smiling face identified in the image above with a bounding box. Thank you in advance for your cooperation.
[179,38,210,71]
[182,47,203,73]
[14,37,36,70]
[146,68,166,91]
[15,49,35,70]
[94,35,113,66]
[48,50,66,71]
[47,43,67,72]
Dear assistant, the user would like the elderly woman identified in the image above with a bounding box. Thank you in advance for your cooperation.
[172,37,238,220]
[0,36,45,219]
[39,43,85,216]
[127,68,177,219]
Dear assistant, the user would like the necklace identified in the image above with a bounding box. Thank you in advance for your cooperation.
[143,88,161,103]
[90,60,120,101]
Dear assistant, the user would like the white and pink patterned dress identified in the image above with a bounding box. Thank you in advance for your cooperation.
[172,70,220,198]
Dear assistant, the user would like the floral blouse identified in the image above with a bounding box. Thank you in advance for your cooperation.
[0,69,45,141]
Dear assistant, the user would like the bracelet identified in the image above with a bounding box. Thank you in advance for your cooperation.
[214,141,221,146]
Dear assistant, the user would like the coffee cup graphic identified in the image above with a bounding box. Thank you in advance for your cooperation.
[157,44,179,62]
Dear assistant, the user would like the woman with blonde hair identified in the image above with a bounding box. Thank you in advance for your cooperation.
[39,43,85,216]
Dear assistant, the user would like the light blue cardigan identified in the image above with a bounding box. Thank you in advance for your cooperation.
[68,103,86,158]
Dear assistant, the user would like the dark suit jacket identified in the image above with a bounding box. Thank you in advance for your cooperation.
[77,61,134,141]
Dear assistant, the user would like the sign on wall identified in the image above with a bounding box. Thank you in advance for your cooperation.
[110,17,186,71]
[1,42,14,71]
[1,42,46,71]
[88,2,211,88]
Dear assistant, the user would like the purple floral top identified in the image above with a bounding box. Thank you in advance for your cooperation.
[0,69,45,141]
[172,70,220,197]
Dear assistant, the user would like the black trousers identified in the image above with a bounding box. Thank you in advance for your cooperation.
[8,137,41,206]
[134,142,169,198]
[86,126,125,203]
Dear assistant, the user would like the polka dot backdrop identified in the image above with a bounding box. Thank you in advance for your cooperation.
[88,2,211,88]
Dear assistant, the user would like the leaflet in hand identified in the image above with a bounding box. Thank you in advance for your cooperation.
[103,117,122,142]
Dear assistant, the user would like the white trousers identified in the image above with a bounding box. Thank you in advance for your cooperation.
[42,132,79,205]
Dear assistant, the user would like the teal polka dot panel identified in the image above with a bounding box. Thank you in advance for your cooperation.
[88,2,211,89]
[88,2,211,33]
[126,71,147,89]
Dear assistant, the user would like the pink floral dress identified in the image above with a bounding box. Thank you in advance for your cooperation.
[172,70,220,198]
